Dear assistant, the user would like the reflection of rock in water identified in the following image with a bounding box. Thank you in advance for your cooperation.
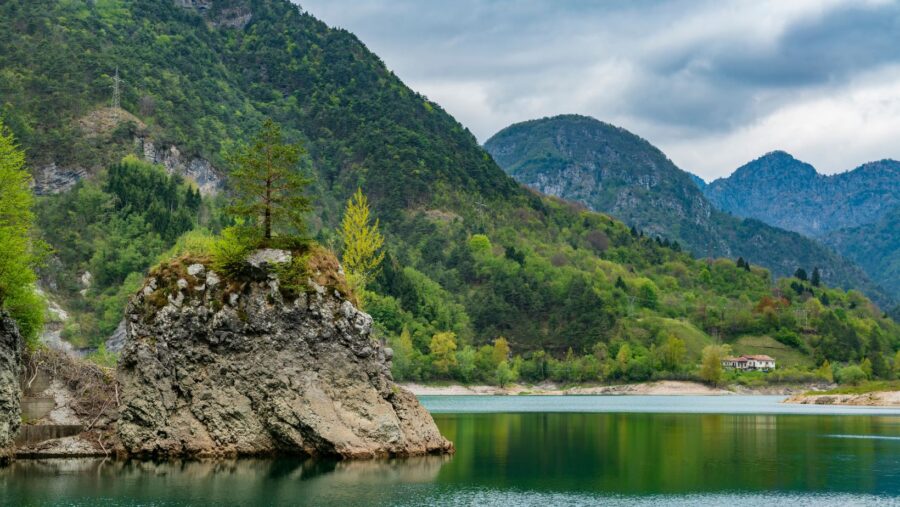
[2,456,448,503]
[5,455,448,482]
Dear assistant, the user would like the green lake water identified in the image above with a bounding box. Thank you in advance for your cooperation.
[2,395,899,505]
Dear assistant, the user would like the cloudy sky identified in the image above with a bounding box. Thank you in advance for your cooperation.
[298,0,900,180]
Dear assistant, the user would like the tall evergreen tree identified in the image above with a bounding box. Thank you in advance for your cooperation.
[227,119,311,241]
[811,267,821,287]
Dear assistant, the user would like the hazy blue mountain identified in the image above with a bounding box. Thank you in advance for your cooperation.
[705,152,900,237]
[704,152,900,300]
[484,115,893,306]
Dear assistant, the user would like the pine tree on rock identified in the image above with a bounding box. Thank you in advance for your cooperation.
[227,119,312,242]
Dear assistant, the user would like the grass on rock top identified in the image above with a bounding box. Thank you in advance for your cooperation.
[144,241,357,314]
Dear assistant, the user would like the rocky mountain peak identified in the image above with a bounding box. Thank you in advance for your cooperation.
[728,150,818,184]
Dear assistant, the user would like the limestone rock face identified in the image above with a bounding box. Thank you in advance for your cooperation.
[0,312,23,459]
[117,253,452,459]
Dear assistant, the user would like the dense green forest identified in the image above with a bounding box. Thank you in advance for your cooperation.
[36,156,218,347]
[1,0,898,385]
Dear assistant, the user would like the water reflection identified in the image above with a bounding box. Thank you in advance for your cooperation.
[0,456,451,505]
[2,403,899,505]
[433,411,900,495]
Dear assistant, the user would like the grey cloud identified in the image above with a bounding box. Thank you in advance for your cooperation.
[296,0,900,176]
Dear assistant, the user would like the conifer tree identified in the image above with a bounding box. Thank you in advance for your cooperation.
[339,187,385,289]
[811,267,821,287]
[227,119,311,241]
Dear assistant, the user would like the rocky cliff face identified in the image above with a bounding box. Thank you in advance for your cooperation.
[117,250,452,459]
[0,312,23,461]
[485,115,723,253]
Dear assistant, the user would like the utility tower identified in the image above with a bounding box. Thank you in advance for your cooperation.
[111,67,124,109]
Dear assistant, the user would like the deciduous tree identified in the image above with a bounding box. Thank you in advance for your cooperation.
[429,332,458,376]
[700,344,731,385]
[0,119,44,343]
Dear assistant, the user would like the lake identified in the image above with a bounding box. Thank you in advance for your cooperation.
[2,395,899,505]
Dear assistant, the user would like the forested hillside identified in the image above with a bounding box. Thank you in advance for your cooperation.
[0,0,897,384]
[824,205,900,313]
[484,115,893,307]
[704,152,900,302]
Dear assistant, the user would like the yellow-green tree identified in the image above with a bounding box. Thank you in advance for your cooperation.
[389,327,416,380]
[816,360,834,383]
[894,351,900,378]
[660,336,686,371]
[339,188,384,291]
[492,337,510,366]
[0,119,44,343]
[429,332,458,376]
[616,343,631,376]
[496,360,518,387]
[700,344,731,385]
[227,119,311,241]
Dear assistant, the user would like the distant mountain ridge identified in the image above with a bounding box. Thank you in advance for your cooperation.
[484,115,894,307]
[704,152,900,237]
[703,152,900,301]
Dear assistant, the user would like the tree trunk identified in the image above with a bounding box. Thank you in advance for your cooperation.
[264,178,272,240]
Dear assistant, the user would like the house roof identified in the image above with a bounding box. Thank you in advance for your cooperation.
[722,355,775,362]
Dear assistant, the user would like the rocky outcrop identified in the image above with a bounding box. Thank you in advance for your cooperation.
[0,312,24,461]
[136,138,223,195]
[32,163,88,195]
[117,250,452,459]
[784,391,900,407]
[175,0,253,30]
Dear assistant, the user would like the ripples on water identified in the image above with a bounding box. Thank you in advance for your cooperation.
[2,396,899,506]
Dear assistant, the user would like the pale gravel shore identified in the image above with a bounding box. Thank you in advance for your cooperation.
[403,380,840,397]
[405,380,734,396]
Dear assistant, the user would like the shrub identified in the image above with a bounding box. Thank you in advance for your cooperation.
[836,365,867,385]
[210,225,260,279]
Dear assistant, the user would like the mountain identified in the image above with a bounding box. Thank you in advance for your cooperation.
[689,173,707,190]
[824,205,900,306]
[704,152,900,299]
[0,0,896,381]
[483,115,892,306]
[704,152,900,237]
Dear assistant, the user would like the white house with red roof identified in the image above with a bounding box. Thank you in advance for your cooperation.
[722,354,775,372]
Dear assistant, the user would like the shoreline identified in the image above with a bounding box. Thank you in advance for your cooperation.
[783,391,900,407]
[402,380,821,397]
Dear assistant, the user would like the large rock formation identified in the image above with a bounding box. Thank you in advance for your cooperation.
[0,312,24,461]
[117,249,452,459]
